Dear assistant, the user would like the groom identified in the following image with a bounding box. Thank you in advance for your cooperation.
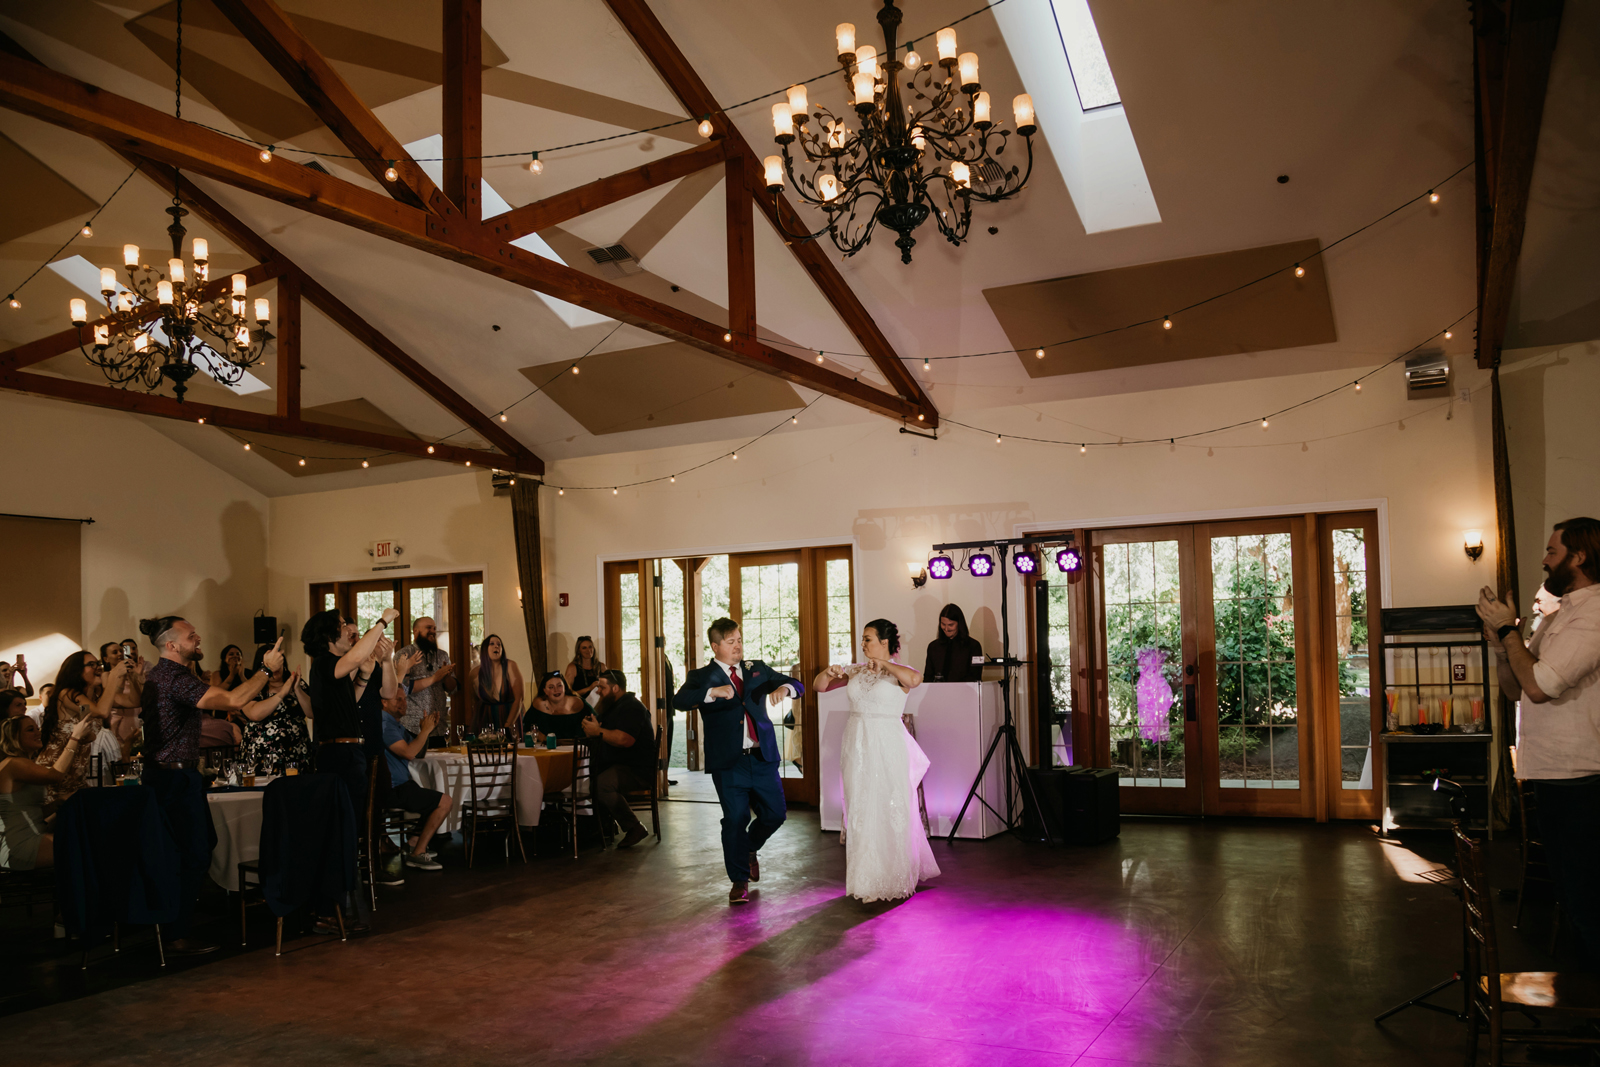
[673,618,804,905]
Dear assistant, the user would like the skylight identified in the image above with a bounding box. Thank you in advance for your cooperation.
[993,0,1160,233]
[47,256,271,396]
[405,137,613,330]
[1053,0,1120,110]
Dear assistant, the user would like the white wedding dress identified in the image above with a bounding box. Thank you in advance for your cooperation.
[840,665,941,901]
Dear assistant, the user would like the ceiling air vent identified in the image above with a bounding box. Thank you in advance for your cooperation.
[302,159,331,175]
[584,243,644,278]
[1404,350,1450,400]
[974,160,1009,189]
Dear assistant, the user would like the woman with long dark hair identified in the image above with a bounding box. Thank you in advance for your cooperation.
[213,644,247,690]
[923,603,985,683]
[526,671,586,740]
[37,650,127,803]
[815,618,939,901]
[564,636,606,700]
[238,644,313,771]
[468,634,524,732]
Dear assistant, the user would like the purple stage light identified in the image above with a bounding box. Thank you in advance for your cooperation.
[968,552,994,577]
[1013,551,1038,575]
[1056,547,1083,573]
[927,555,955,580]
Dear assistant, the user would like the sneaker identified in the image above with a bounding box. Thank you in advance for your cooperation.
[403,853,443,870]
[375,871,405,886]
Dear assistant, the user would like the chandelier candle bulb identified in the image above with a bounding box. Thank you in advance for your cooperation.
[124,244,139,267]
[836,22,855,57]
[93,324,109,346]
[936,27,958,64]
[826,120,846,151]
[232,274,247,298]
[70,298,87,324]
[191,238,207,262]
[973,91,992,127]
[853,72,875,108]
[1013,94,1036,133]
[100,267,116,293]
[168,258,185,285]
[817,172,841,201]
[957,52,980,92]
[763,155,784,190]
[254,298,269,323]
[236,327,249,347]
[855,45,877,79]
[950,160,971,188]
[117,292,133,312]
[786,84,808,119]
[771,102,794,140]
[157,280,173,305]
[911,125,926,150]
[133,333,148,352]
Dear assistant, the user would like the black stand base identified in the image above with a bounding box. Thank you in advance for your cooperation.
[1373,973,1464,1025]
[946,721,1045,844]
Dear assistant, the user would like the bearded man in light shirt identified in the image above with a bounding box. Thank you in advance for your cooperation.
[1479,517,1600,969]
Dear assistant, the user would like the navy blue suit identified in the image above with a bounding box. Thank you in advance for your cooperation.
[673,659,803,884]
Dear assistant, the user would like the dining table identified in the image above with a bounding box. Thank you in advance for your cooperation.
[407,745,575,834]
[205,784,270,891]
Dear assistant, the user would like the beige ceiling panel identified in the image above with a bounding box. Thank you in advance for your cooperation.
[521,343,802,435]
[0,133,97,245]
[986,240,1337,378]
[248,396,418,476]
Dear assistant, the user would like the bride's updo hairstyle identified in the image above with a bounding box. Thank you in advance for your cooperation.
[864,618,901,656]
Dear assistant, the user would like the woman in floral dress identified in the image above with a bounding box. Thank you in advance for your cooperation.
[238,645,313,772]
[37,651,128,802]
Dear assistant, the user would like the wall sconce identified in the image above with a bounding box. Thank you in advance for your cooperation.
[907,561,928,589]
[1463,529,1484,563]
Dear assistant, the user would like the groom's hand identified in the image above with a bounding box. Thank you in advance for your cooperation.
[708,685,736,701]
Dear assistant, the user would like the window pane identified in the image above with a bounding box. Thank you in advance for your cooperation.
[1212,533,1298,789]
[826,557,854,665]
[1045,581,1073,767]
[619,571,641,692]
[468,583,484,649]
[661,559,685,680]
[698,555,730,665]
[1104,540,1185,787]
[409,584,450,657]
[1333,527,1374,789]
[354,589,395,637]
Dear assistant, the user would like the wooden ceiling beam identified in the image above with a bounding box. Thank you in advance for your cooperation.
[1473,0,1565,369]
[442,0,483,222]
[0,366,512,469]
[209,0,444,213]
[275,271,301,419]
[483,139,727,242]
[131,160,544,473]
[602,0,937,425]
[0,55,922,423]
[726,154,756,354]
[0,260,288,372]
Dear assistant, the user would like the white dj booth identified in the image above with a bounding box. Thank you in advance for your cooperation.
[817,681,1008,840]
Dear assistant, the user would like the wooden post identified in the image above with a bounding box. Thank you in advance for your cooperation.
[274,271,301,419]
[725,154,756,352]
[442,0,483,222]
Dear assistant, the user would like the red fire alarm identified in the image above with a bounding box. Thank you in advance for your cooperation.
[558,593,569,607]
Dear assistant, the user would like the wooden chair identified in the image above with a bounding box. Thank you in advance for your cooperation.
[360,757,416,907]
[237,860,345,955]
[544,740,595,858]
[1456,824,1600,1065]
[464,739,527,867]
[622,726,664,841]
[1513,779,1561,949]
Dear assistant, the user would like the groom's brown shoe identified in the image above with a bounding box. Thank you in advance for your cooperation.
[728,882,749,905]
[748,852,760,882]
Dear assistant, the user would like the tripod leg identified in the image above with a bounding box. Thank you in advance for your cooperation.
[947,726,1008,843]
[1373,974,1461,1024]
[1006,728,1051,842]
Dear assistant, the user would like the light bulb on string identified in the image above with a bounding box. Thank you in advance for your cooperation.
[723,332,732,342]
[916,414,924,421]
[426,445,435,454]
[5,295,18,309]
[669,476,675,483]
[570,364,579,374]
[791,416,797,424]
[362,460,369,468]
[1444,330,1453,340]
[1293,264,1305,278]
[558,488,564,495]
[1354,382,1362,392]
[818,352,825,364]
[499,412,507,421]
[1261,418,1270,430]
[1035,348,1045,359]
[260,146,274,162]
[612,488,618,495]
[1428,190,1439,203]
[197,417,205,425]
[923,358,930,370]
[298,457,306,467]
[731,452,738,460]
[995,434,1002,445]
[384,163,398,182]
[697,117,714,138]
[80,222,94,238]
[1079,444,1086,454]
[1162,317,1173,330]
[243,442,251,451]
[527,152,543,175]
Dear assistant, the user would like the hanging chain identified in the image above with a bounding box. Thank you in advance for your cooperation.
[174,0,183,121]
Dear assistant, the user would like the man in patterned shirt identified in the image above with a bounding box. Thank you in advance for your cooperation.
[398,616,456,746]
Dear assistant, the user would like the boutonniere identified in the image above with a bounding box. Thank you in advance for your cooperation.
[741,660,752,671]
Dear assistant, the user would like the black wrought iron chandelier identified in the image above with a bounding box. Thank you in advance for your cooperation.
[65,0,270,402]
[762,0,1037,264]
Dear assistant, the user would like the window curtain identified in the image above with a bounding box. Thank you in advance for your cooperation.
[510,483,548,683]
[1491,367,1519,830]
[0,515,82,667]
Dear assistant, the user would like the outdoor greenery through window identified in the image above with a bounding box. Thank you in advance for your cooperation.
[1212,533,1298,789]
[467,582,484,649]
[1332,528,1372,788]
[661,559,685,684]
[1104,540,1185,785]
[1044,581,1073,766]
[699,555,730,664]
[740,563,801,670]
[618,570,641,692]
[355,590,394,639]
[826,558,854,665]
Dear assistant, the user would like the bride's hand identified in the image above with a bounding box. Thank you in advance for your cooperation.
[824,664,846,681]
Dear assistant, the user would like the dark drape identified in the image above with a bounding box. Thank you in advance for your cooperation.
[1491,366,1520,829]
[511,482,548,682]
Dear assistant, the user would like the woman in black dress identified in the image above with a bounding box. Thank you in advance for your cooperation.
[564,636,606,700]
[922,604,986,683]
[470,633,524,732]
[526,672,587,740]
[238,645,313,772]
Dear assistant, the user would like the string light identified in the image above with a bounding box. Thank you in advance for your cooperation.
[527,152,543,175]
[698,118,714,138]
[426,445,435,453]
[1261,418,1270,430]
[243,442,251,451]
[612,487,618,494]
[197,417,205,424]
[1035,348,1045,359]
[384,162,398,182]
[465,460,471,466]
[1293,264,1305,278]
[1354,382,1362,392]
[916,413,924,421]
[923,358,930,369]
[1428,190,1439,203]
[731,452,738,460]
[5,295,18,309]
[817,352,825,363]
[298,457,306,466]
[1444,330,1453,340]
[499,412,507,421]
[1079,444,1086,454]
[670,476,676,483]
[791,415,797,424]
[80,222,94,238]
[259,145,274,162]
[570,364,580,374]
[362,460,369,468]
[558,488,564,495]
[723,332,733,342]
[1162,317,1173,330]
[995,434,1002,445]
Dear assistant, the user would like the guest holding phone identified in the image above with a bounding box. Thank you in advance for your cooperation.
[38,651,126,804]
[1,714,95,869]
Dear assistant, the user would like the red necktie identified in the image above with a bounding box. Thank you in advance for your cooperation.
[730,666,757,745]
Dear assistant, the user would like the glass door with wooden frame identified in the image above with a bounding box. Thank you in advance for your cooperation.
[1195,519,1314,817]
[1093,527,1202,816]
[1321,512,1383,820]
[730,551,804,788]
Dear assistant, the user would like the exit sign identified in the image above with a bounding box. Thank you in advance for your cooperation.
[373,540,396,561]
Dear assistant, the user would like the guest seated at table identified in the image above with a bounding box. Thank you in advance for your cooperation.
[238,645,313,772]
[0,714,94,869]
[469,634,524,733]
[583,670,656,850]
[923,603,986,684]
[380,701,451,871]
[526,672,586,740]
[38,651,128,804]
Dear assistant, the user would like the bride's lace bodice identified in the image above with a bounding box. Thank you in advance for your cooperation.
[845,664,909,718]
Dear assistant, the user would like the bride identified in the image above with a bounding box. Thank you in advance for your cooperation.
[815,619,941,902]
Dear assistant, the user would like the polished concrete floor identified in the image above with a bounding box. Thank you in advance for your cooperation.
[1,806,1559,1066]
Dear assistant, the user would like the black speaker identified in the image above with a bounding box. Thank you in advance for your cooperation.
[1024,766,1067,843]
[253,615,278,644]
[1062,766,1120,844]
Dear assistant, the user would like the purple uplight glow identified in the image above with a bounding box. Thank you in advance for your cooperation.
[1056,547,1083,572]
[927,555,954,580]
[1135,645,1174,741]
[968,553,994,577]
[1013,551,1038,575]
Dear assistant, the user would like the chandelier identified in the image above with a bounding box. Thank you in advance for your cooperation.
[64,0,269,403]
[762,0,1036,264]
[70,215,271,403]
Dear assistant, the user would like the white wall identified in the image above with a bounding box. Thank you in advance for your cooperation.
[0,392,270,677]
[265,471,530,674]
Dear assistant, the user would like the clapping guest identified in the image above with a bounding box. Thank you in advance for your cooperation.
[398,617,456,747]
[213,645,247,690]
[238,644,313,771]
[469,634,524,732]
[38,651,127,803]
[527,672,586,740]
[565,636,606,701]
[1,714,95,869]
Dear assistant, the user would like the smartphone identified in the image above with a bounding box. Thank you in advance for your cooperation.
[121,640,139,662]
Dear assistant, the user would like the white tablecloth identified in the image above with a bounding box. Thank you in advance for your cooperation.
[408,752,547,833]
[206,789,265,891]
